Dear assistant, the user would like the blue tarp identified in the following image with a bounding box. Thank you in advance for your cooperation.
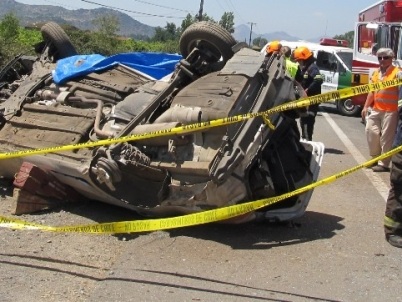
[52,52,183,84]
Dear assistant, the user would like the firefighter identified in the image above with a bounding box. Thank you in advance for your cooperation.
[280,46,302,82]
[293,46,324,141]
[265,40,282,57]
[361,48,401,172]
[384,83,402,248]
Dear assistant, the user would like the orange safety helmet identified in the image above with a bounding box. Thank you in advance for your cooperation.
[293,46,313,60]
[266,40,282,54]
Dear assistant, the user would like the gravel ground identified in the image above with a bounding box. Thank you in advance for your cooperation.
[0,178,140,302]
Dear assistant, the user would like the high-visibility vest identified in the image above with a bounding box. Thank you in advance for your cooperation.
[384,215,401,230]
[371,66,400,112]
[285,57,299,79]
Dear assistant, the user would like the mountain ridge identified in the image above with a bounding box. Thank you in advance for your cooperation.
[1,0,155,38]
[2,0,320,42]
[233,24,306,44]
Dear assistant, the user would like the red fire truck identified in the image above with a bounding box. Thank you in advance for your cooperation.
[352,0,402,106]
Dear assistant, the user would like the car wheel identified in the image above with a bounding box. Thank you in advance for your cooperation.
[41,22,78,60]
[179,21,237,63]
[336,98,361,117]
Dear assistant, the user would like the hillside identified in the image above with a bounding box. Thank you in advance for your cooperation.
[0,0,155,38]
[1,0,316,42]
[233,24,303,44]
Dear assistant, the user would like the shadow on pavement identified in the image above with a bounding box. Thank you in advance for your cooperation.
[1,176,344,249]
[324,147,345,155]
[41,200,344,249]
[162,211,344,250]
[318,104,339,115]
[23,198,343,248]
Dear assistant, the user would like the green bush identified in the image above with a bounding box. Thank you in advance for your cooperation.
[0,15,181,69]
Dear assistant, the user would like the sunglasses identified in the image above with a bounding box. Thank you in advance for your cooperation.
[378,56,391,61]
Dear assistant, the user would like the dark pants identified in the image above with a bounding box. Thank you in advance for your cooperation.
[385,151,402,237]
[299,104,319,141]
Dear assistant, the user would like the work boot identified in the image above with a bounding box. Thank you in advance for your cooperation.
[366,161,378,169]
[372,165,390,172]
[387,235,402,248]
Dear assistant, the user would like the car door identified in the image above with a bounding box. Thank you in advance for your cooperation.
[315,50,339,94]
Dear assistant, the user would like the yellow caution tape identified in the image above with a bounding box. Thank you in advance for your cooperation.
[1,144,401,234]
[0,78,400,160]
[0,78,401,233]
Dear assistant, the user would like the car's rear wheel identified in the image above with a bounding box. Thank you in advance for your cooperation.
[179,21,237,63]
[336,98,361,117]
[41,22,78,60]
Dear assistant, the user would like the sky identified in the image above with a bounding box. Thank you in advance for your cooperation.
[14,0,378,39]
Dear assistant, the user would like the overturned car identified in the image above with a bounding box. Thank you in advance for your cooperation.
[0,22,324,222]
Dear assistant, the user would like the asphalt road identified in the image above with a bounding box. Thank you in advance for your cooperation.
[1,104,401,302]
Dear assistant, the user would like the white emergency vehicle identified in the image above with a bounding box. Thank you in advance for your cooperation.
[262,39,357,116]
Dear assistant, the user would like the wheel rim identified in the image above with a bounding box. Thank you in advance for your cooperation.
[195,40,222,62]
[342,98,355,111]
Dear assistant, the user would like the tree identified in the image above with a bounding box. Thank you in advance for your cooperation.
[92,15,120,37]
[253,37,268,48]
[153,22,179,42]
[199,13,214,23]
[333,31,354,48]
[180,13,196,34]
[90,15,120,55]
[0,13,24,66]
[177,11,234,38]
[178,13,215,36]
[165,22,179,40]
[219,12,235,33]
[64,28,94,54]
[0,13,20,42]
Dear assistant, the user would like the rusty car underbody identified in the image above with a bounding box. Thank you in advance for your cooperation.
[0,21,324,222]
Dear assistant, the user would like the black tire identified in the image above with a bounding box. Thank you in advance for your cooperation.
[41,22,77,59]
[336,98,361,117]
[179,21,237,63]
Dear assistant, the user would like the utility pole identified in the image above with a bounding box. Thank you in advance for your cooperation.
[198,0,204,21]
[248,22,256,47]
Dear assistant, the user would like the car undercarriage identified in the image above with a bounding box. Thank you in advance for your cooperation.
[0,21,324,222]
